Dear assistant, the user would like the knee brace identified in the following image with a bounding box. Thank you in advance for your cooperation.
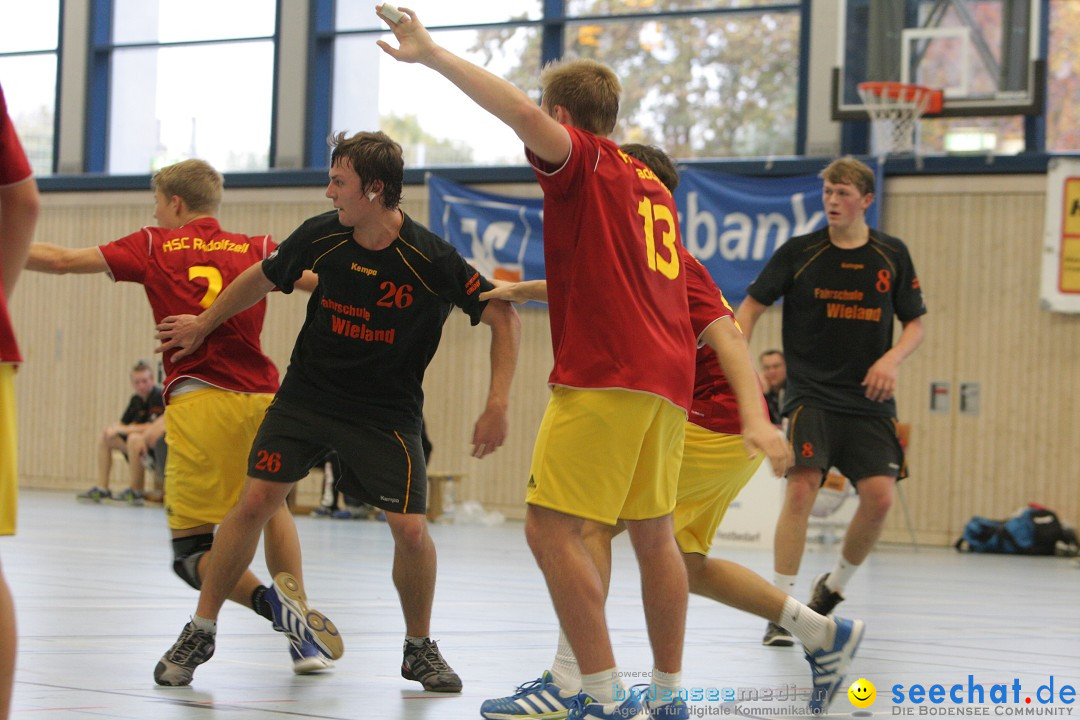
[172,533,214,590]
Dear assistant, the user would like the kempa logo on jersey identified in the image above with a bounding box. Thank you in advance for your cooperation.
[883,676,1076,716]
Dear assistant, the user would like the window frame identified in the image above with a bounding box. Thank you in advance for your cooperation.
[84,0,280,173]
[0,0,64,175]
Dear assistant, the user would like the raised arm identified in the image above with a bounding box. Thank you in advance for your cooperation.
[0,177,40,298]
[734,296,768,342]
[470,298,521,458]
[155,262,277,360]
[700,318,793,477]
[25,243,109,275]
[375,6,571,166]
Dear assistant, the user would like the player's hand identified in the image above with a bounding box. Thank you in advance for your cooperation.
[471,403,508,459]
[375,6,435,65]
[155,314,208,361]
[862,354,899,402]
[743,421,794,477]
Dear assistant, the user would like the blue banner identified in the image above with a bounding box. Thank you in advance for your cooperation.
[427,174,545,285]
[428,163,883,307]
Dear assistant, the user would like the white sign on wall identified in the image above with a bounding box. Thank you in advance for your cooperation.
[1040,157,1080,313]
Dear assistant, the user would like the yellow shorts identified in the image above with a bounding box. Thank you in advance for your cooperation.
[0,365,16,536]
[673,422,764,555]
[526,386,685,525]
[164,387,273,531]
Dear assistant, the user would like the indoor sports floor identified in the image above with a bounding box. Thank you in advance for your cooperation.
[3,489,1077,719]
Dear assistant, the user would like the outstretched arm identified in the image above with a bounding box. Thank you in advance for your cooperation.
[375,6,571,166]
[478,279,548,304]
[701,318,793,477]
[470,298,521,458]
[862,315,925,402]
[25,243,108,275]
[155,262,277,360]
[0,177,40,298]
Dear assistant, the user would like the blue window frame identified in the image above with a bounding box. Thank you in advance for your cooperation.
[0,0,62,175]
[85,0,278,173]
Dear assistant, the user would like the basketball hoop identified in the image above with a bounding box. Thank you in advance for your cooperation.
[857,81,944,156]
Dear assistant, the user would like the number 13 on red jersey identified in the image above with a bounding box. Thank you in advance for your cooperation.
[638,197,680,280]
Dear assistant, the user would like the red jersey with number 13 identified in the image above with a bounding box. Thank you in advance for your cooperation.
[99,217,279,398]
[527,127,694,411]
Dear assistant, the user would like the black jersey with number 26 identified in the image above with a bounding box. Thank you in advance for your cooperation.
[747,227,926,417]
[262,210,492,432]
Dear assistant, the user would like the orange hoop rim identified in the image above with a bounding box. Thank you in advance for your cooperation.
[857,81,944,115]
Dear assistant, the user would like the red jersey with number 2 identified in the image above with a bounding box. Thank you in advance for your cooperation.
[527,127,694,412]
[99,218,279,397]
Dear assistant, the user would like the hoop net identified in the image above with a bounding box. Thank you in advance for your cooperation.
[857,81,944,155]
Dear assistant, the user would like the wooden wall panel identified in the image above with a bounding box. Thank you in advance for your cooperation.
[12,175,1079,544]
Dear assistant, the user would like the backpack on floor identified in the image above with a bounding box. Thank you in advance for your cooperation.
[955,505,1065,555]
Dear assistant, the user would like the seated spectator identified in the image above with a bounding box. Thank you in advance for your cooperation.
[77,359,165,504]
[759,349,787,426]
[129,413,167,503]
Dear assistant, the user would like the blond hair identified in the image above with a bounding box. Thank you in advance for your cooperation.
[539,59,620,137]
[819,156,875,196]
[152,159,223,214]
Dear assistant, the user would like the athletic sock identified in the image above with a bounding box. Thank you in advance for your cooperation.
[773,571,797,593]
[827,557,859,593]
[191,614,217,633]
[651,668,683,707]
[779,596,831,652]
[251,586,273,621]
[581,668,622,704]
[550,628,582,692]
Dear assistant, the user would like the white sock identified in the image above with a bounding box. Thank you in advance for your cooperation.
[773,571,797,593]
[550,628,582,693]
[191,615,216,633]
[827,557,859,593]
[651,668,683,706]
[778,596,831,652]
[581,668,621,704]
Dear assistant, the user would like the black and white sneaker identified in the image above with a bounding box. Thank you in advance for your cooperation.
[154,620,215,686]
[401,638,462,692]
[762,621,795,646]
[808,573,844,617]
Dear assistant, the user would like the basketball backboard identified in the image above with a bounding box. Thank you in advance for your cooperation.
[832,0,1044,120]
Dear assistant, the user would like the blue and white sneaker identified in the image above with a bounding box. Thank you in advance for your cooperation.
[289,636,335,675]
[806,616,865,714]
[565,691,648,720]
[264,572,344,660]
[480,670,578,719]
[643,699,689,719]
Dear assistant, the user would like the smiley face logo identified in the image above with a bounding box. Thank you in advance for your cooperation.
[848,678,876,708]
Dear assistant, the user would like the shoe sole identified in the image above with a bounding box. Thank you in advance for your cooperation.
[292,656,335,674]
[763,635,795,647]
[401,665,463,693]
[809,618,865,713]
[273,572,344,660]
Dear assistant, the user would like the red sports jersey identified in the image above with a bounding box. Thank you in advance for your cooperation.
[99,218,279,397]
[0,83,34,365]
[684,249,766,435]
[527,127,694,411]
